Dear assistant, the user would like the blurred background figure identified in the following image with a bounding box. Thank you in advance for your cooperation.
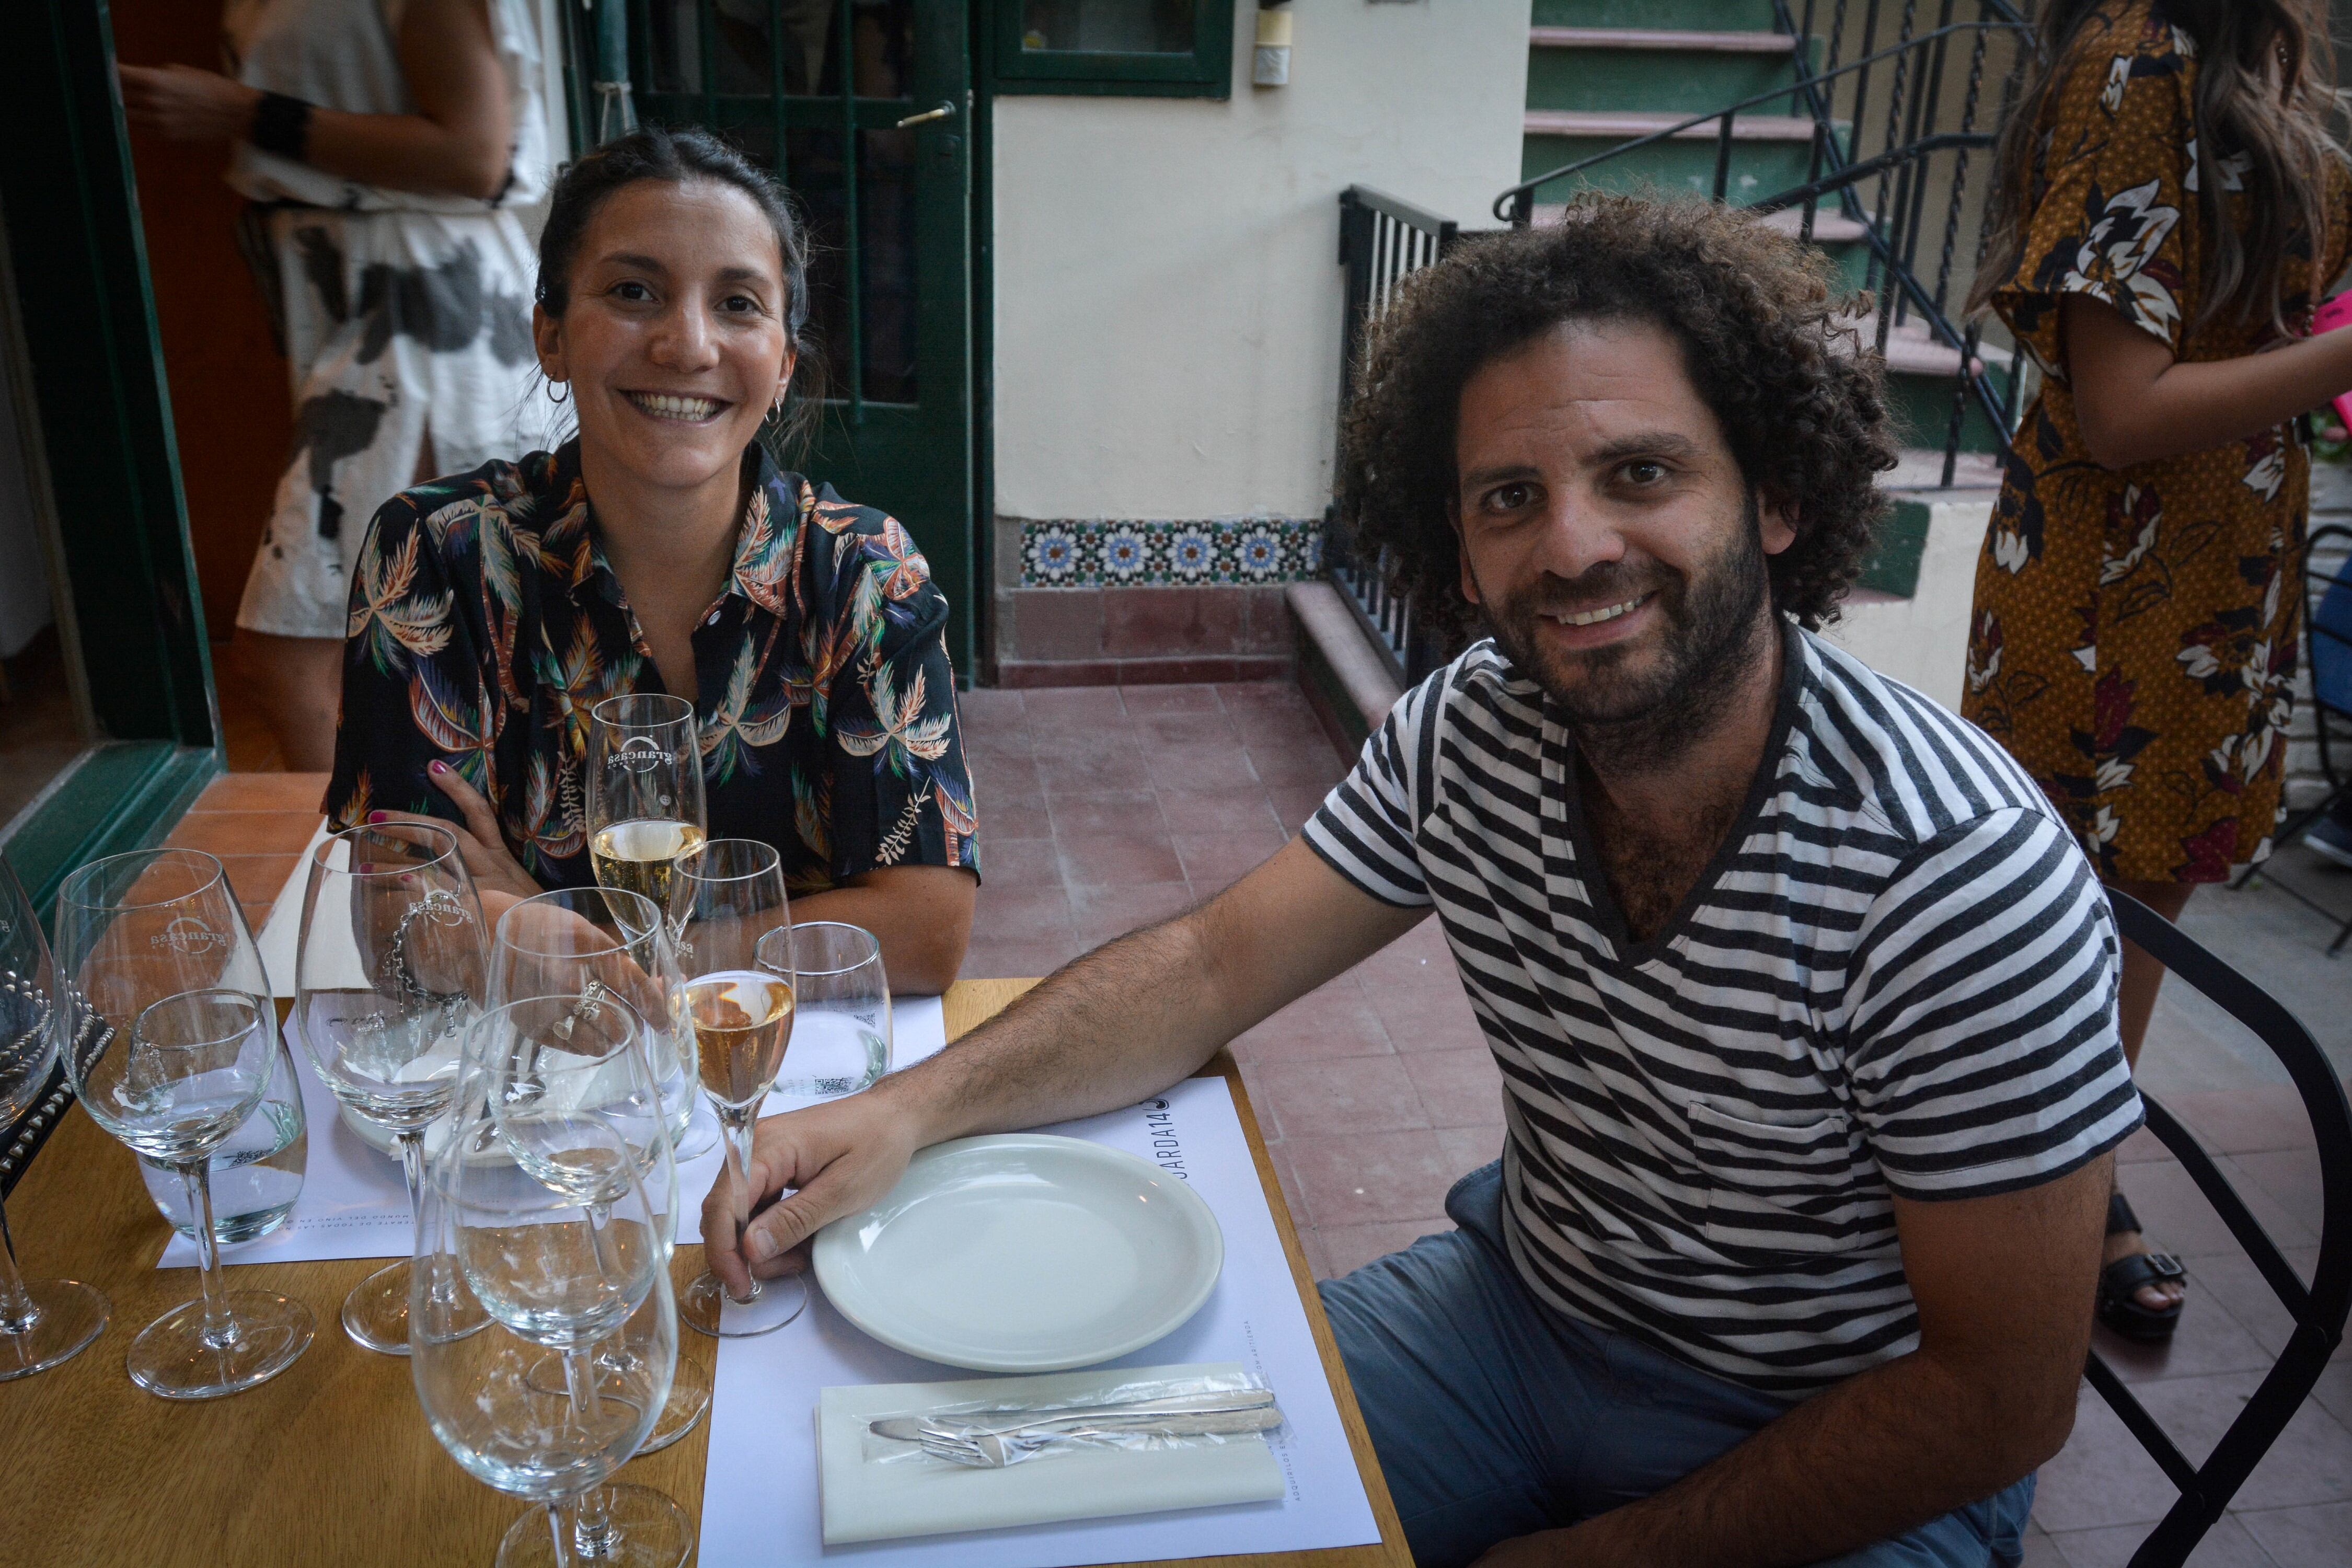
[1961,0,2351,1342]
[119,0,551,771]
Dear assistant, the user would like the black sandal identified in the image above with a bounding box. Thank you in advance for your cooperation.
[2097,1191,2186,1342]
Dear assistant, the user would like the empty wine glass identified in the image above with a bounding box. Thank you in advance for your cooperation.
[0,850,108,1381]
[53,848,312,1398]
[667,839,803,1338]
[417,1060,683,1567]
[475,990,707,1476]
[587,694,707,916]
[487,886,708,1160]
[294,820,488,1353]
[756,921,891,1100]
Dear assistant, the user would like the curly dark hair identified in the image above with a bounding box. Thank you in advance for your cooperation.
[1339,193,1899,633]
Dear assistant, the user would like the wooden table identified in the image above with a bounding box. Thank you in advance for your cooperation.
[0,869,1408,1564]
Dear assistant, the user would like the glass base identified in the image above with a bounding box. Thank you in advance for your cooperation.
[342,1258,414,1354]
[522,1349,710,1455]
[0,1279,109,1381]
[126,1290,312,1400]
[681,1269,805,1338]
[671,1099,720,1163]
[494,1486,694,1568]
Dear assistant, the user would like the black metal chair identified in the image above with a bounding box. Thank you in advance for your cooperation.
[2231,523,2352,955]
[2087,890,2352,1565]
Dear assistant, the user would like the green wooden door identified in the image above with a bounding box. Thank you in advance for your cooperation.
[632,0,975,672]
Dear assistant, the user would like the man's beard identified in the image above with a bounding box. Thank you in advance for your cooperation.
[1479,489,1775,770]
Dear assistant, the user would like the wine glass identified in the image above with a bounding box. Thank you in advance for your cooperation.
[666,839,804,1338]
[756,921,891,1100]
[418,1059,683,1568]
[0,850,108,1381]
[487,886,708,1160]
[52,848,312,1398]
[586,694,707,916]
[293,820,488,1353]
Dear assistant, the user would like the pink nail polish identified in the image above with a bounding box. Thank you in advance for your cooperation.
[429,760,448,776]
[366,811,385,823]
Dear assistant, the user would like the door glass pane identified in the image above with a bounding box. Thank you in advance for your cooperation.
[651,2,915,98]
[0,357,88,833]
[1021,0,1196,53]
[784,128,919,405]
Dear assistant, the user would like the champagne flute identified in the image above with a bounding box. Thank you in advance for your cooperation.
[294,820,488,1353]
[0,850,108,1381]
[417,1076,680,1568]
[667,839,804,1338]
[478,912,711,1453]
[471,996,696,1561]
[53,848,312,1398]
[756,921,891,1100]
[587,694,708,914]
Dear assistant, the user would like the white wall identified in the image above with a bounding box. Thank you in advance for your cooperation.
[1820,495,1991,713]
[991,0,1530,522]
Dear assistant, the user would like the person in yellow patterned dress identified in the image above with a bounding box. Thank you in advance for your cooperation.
[1962,0,2351,1339]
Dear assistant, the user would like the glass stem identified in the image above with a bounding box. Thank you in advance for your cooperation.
[0,1191,39,1335]
[719,1103,759,1305]
[545,1502,572,1567]
[561,1348,619,1560]
[395,1127,429,1245]
[176,1158,240,1350]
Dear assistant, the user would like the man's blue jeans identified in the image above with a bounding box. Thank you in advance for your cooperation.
[1317,1161,2036,1567]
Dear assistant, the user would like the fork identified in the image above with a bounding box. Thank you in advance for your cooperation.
[916,1405,1285,1469]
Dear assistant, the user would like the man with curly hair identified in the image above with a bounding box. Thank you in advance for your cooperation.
[705,197,2141,1567]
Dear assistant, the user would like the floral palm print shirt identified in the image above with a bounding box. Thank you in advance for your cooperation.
[324,439,979,894]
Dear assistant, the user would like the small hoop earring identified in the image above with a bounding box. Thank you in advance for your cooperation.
[547,381,569,405]
[769,390,787,422]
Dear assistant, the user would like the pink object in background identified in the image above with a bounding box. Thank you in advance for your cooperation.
[2314,293,2352,435]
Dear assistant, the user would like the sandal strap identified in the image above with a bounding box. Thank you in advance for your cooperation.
[2107,1189,2143,1237]
[2102,1251,2187,1295]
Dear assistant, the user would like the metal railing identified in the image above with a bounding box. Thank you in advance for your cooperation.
[1496,0,2036,487]
[1327,187,1465,688]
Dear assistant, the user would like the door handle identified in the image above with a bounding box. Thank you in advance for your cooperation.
[895,101,956,130]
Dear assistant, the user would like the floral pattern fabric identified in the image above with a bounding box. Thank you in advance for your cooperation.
[1962,0,2351,882]
[324,439,979,894]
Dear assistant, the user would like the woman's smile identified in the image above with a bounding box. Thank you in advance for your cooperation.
[621,390,731,424]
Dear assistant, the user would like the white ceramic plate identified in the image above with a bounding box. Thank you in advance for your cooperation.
[813,1133,1224,1373]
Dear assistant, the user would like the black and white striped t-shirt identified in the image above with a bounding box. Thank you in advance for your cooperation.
[1306,625,2140,1396]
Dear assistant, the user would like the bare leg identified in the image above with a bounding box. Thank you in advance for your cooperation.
[2106,875,2196,1311]
[231,630,342,774]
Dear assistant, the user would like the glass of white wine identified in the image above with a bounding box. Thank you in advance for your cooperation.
[587,694,707,915]
[666,840,803,1339]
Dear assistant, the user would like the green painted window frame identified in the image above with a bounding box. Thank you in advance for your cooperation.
[989,0,1234,98]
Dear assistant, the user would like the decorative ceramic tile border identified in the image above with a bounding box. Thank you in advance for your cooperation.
[1017,517,1324,587]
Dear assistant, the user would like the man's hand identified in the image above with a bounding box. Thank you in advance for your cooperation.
[118,63,259,142]
[700,1082,930,1297]
[367,761,541,900]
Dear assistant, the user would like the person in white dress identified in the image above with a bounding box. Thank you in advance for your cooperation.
[120,0,552,769]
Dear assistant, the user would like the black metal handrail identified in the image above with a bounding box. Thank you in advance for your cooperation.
[1496,0,2036,487]
[2095,891,2352,1565]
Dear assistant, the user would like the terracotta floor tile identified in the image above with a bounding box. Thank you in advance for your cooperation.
[2229,1148,2326,1238]
[970,883,1075,947]
[1156,785,1280,835]
[964,727,1040,763]
[1035,743,1151,795]
[957,935,1085,982]
[1295,1225,1334,1283]
[956,687,1027,727]
[2034,1383,2188,1532]
[1145,743,1262,791]
[2170,1087,2323,1156]
[1247,742,1347,789]
[971,753,1043,803]
[2119,1159,2318,1258]
[1231,977,1393,1065]
[1020,687,1129,730]
[2045,1513,2276,1567]
[1044,790,1166,839]
[978,838,1063,890]
[981,791,1055,843]
[1171,829,1287,894]
[1253,1054,1430,1140]
[1266,783,1334,835]
[1437,1126,1506,1186]
[193,772,327,812]
[1117,684,1224,716]
[2130,1371,2352,1511]
[1365,976,1490,1056]
[1285,1128,1458,1228]
[2239,1501,2352,1568]
[1318,1219,1450,1281]
[1068,881,1195,946]
[1354,917,1454,982]
[2186,1249,2324,1360]
[2091,1296,2276,1386]
[1262,1139,1312,1229]
[2118,1126,2177,1165]
[1402,1048,1506,1128]
[1058,834,1185,891]
[165,810,317,859]
[2019,1529,2069,1568]
[2313,1362,2352,1430]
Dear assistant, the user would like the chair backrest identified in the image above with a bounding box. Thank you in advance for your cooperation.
[2309,524,2352,729]
[2089,891,2352,1567]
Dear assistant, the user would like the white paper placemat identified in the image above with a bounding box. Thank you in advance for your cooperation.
[158,997,949,1267]
[698,1075,1384,1566]
[817,1362,1286,1546]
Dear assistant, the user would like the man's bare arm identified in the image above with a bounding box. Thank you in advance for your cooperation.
[1477,1156,2111,1568]
[701,840,1426,1294]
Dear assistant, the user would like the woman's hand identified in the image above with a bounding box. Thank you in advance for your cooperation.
[117,63,260,143]
[366,761,541,902]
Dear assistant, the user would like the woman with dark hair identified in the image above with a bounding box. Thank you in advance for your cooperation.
[1961,0,2351,1339]
[324,126,977,991]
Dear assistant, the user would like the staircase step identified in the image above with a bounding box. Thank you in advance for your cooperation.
[1530,26,1797,51]
[1525,109,1817,141]
[1533,204,1869,245]
[1534,0,1781,30]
